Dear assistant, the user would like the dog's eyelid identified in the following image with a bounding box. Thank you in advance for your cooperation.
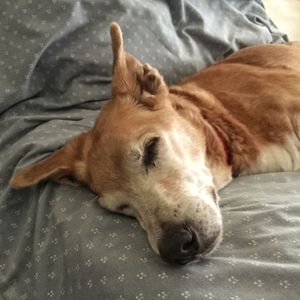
[144,136,160,147]
[130,149,142,161]
[143,136,160,168]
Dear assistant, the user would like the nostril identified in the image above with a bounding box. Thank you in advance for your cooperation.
[181,226,199,253]
[182,239,193,251]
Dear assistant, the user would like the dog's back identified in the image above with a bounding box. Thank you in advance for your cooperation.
[172,43,300,175]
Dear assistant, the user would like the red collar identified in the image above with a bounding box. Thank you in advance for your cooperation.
[211,125,233,166]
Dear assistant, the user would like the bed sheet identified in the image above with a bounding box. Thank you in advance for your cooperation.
[1,1,299,300]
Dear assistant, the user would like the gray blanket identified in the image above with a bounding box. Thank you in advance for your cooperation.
[1,0,299,299]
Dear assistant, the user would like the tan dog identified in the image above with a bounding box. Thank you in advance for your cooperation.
[10,23,300,264]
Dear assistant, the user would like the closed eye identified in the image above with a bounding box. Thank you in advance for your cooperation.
[143,137,159,168]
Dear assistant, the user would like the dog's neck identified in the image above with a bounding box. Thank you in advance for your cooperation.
[209,123,233,166]
[169,84,259,182]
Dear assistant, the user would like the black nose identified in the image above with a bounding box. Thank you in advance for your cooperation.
[158,223,205,264]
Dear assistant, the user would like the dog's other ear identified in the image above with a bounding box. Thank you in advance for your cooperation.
[140,63,168,96]
[110,22,168,101]
[10,131,92,189]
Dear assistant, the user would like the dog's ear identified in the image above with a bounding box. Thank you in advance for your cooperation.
[110,22,168,102]
[10,131,92,189]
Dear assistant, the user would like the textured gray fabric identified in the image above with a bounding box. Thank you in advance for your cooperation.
[1,0,298,300]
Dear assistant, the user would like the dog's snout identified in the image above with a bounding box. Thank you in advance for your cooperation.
[158,223,207,264]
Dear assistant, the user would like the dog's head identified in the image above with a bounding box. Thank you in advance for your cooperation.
[10,23,230,264]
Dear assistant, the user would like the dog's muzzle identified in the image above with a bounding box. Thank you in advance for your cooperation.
[158,222,220,264]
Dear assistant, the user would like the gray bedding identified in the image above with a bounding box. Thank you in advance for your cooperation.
[1,0,299,299]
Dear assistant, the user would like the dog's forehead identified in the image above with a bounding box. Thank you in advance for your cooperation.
[90,103,151,170]
[94,99,174,138]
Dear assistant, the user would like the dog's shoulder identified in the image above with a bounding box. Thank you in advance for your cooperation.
[220,43,300,70]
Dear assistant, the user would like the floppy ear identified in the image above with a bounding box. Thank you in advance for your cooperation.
[110,22,168,101]
[10,131,92,189]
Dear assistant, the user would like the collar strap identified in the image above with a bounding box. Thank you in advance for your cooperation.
[168,87,233,165]
[211,125,233,166]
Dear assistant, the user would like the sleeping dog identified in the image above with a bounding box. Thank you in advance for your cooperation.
[10,23,300,264]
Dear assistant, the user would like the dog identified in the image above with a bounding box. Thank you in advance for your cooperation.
[10,22,300,264]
